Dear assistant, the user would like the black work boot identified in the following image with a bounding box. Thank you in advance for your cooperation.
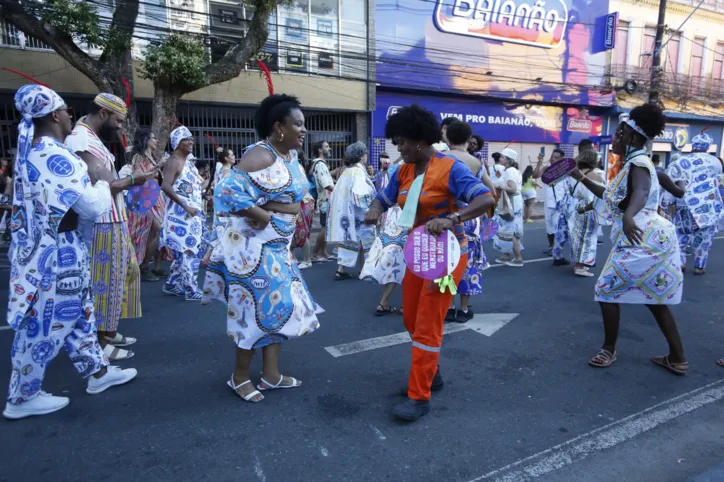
[392,398,431,421]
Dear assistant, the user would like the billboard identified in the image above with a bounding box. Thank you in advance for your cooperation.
[376,0,615,107]
[373,92,603,144]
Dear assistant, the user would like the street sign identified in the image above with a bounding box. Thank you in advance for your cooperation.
[604,12,619,50]
[324,313,519,358]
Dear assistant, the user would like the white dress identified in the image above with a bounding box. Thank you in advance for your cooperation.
[594,151,683,304]
[493,166,524,254]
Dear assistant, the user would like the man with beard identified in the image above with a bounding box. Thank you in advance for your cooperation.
[160,126,206,300]
[66,93,157,361]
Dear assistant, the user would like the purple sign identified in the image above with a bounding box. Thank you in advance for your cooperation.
[126,179,161,213]
[542,158,577,185]
[376,0,614,107]
[479,217,499,242]
[403,226,461,280]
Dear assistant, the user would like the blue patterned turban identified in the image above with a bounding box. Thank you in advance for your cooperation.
[691,133,713,153]
[170,126,192,150]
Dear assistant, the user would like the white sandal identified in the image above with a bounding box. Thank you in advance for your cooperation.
[227,376,264,402]
[104,333,137,347]
[102,343,134,361]
[257,375,302,391]
[574,268,595,277]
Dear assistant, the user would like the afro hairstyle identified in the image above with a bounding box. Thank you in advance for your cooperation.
[384,104,442,145]
[254,94,302,139]
[628,103,667,139]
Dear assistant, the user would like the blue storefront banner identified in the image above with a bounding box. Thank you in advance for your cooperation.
[376,0,615,107]
[651,124,722,151]
[374,92,604,144]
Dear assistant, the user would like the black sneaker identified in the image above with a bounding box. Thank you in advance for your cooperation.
[392,398,431,421]
[553,258,571,266]
[444,308,456,322]
[455,308,474,323]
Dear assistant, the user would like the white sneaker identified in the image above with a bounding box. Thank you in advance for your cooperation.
[86,366,138,395]
[298,261,312,269]
[3,391,69,420]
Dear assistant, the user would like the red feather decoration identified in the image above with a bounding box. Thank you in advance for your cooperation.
[204,133,221,152]
[162,116,184,127]
[120,76,131,108]
[256,59,274,95]
[1,67,50,88]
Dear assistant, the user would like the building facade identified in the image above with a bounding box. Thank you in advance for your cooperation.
[0,0,374,167]
[608,0,724,163]
[371,0,615,175]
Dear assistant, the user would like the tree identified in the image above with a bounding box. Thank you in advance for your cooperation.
[1,0,282,150]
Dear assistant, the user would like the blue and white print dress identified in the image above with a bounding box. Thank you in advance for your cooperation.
[202,142,321,350]
[594,151,683,305]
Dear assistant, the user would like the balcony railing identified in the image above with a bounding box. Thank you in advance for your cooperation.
[0,19,52,51]
[609,63,724,106]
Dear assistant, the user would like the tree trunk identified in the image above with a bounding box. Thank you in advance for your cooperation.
[150,85,181,154]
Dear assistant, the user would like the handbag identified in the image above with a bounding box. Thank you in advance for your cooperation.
[498,190,515,221]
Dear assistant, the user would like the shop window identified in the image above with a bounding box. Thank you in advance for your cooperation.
[311,0,339,76]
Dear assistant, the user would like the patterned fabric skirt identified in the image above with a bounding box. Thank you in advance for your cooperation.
[291,199,315,248]
[360,205,407,285]
[127,210,153,265]
[493,209,524,255]
[90,222,142,331]
[458,217,485,296]
[202,213,321,350]
[594,209,683,305]
[570,210,598,267]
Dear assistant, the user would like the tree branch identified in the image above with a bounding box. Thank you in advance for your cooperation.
[197,0,282,90]
[1,0,112,91]
[99,0,140,66]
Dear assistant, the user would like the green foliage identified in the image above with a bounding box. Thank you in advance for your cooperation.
[141,34,207,89]
[37,0,104,47]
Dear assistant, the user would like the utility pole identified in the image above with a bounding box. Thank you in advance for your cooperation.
[648,0,668,105]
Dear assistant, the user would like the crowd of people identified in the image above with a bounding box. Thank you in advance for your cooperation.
[4,82,724,422]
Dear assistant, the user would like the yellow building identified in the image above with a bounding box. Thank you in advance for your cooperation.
[0,0,373,165]
[609,0,724,158]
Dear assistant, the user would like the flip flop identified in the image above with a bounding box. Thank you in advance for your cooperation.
[651,355,688,375]
[589,349,617,368]
[257,375,302,391]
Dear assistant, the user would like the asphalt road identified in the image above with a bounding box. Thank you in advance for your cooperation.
[1,220,724,482]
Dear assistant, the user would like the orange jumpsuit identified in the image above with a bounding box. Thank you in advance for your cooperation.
[377,153,492,400]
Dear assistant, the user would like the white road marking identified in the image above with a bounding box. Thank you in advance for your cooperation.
[0,326,10,331]
[468,379,724,482]
[370,425,387,440]
[715,235,724,240]
[253,455,266,482]
[489,257,552,268]
[324,313,518,357]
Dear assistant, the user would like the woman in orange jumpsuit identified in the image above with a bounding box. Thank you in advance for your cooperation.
[365,105,495,421]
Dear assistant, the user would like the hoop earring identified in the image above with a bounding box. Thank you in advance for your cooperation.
[417,144,421,151]
[277,132,284,142]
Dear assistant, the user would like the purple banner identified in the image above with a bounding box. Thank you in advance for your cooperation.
[376,0,614,107]
[374,92,604,144]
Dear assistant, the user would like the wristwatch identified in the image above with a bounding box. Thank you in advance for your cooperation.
[447,212,462,224]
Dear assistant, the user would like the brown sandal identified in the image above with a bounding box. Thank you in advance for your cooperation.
[589,349,617,368]
[694,268,705,275]
[651,355,688,375]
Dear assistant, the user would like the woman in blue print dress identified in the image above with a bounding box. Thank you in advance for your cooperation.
[571,103,686,375]
[202,95,321,403]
